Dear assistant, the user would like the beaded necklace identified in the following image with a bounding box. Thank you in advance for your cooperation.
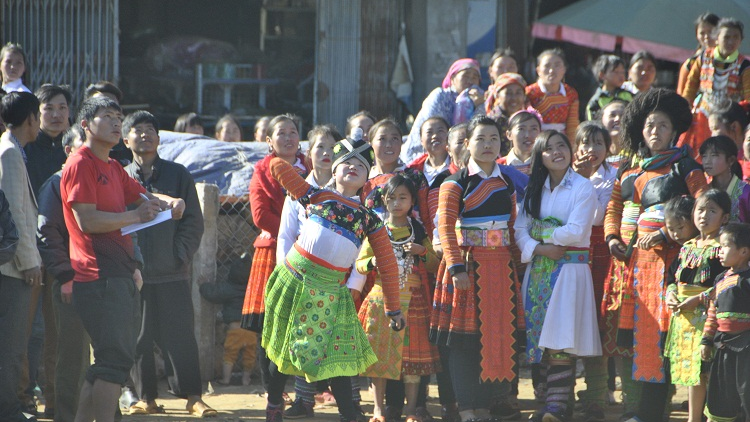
[386,218,415,290]
[675,238,722,286]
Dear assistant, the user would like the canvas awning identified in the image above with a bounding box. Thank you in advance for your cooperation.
[532,0,750,63]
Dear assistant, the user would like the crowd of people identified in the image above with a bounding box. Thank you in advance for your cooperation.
[1,9,750,422]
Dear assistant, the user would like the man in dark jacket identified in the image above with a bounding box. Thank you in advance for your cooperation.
[122,111,214,416]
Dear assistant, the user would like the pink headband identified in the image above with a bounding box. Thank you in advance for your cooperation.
[509,108,543,127]
[442,58,481,89]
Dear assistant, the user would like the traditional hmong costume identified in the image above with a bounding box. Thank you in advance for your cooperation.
[608,148,707,383]
[363,166,433,238]
[680,48,750,161]
[241,153,309,332]
[525,82,579,141]
[516,168,600,418]
[357,220,441,380]
[261,149,402,382]
[724,174,750,222]
[663,238,723,386]
[429,158,518,413]
[702,268,750,422]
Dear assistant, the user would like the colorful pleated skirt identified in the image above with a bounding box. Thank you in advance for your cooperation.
[359,276,440,380]
[262,244,377,382]
[241,245,276,332]
[430,246,518,382]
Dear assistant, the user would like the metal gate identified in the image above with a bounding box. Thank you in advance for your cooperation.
[1,0,119,106]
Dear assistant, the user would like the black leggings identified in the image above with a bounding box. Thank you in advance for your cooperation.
[265,354,356,420]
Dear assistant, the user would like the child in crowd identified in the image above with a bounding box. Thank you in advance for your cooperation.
[215,114,243,142]
[345,111,376,143]
[701,222,750,422]
[664,190,729,422]
[586,55,633,121]
[708,101,750,181]
[173,112,204,136]
[677,13,720,96]
[199,253,256,386]
[525,48,579,141]
[498,110,542,175]
[0,43,30,93]
[621,50,657,95]
[572,122,618,422]
[599,99,628,163]
[431,115,519,422]
[254,116,272,143]
[682,18,750,160]
[358,175,440,422]
[700,135,750,222]
[261,136,404,422]
[407,116,451,187]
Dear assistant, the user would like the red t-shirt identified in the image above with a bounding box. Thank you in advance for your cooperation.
[60,146,146,282]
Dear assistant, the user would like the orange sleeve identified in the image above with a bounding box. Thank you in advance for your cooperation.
[682,54,703,104]
[438,180,464,275]
[367,226,401,314]
[686,167,709,198]
[741,61,750,101]
[604,177,624,240]
[676,57,694,96]
[269,157,311,200]
[702,292,717,340]
[566,88,580,141]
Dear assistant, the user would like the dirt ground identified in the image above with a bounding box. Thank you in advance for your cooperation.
[52,370,689,422]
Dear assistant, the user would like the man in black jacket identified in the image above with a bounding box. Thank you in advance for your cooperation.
[122,111,214,416]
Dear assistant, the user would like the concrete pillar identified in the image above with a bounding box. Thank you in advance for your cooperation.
[191,183,219,383]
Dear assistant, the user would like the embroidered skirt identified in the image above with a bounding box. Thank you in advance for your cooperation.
[360,276,440,380]
[429,246,518,382]
[262,245,377,382]
[663,285,709,386]
[241,245,276,332]
[629,244,679,383]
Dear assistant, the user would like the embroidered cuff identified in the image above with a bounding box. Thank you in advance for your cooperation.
[700,336,714,347]
[386,309,402,317]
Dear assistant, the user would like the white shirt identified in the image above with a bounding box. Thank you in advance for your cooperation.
[467,157,502,179]
[423,156,450,186]
[2,79,30,93]
[589,164,617,226]
[515,168,597,263]
[504,150,531,167]
[277,174,320,263]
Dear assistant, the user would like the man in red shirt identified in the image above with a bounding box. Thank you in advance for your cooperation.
[60,97,184,422]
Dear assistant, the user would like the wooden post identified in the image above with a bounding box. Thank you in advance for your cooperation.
[191,183,219,383]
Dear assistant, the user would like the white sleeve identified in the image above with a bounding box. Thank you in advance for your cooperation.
[514,206,539,263]
[591,172,615,226]
[345,267,367,291]
[276,196,302,263]
[551,180,597,246]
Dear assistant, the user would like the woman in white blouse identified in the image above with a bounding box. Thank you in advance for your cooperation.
[515,129,601,422]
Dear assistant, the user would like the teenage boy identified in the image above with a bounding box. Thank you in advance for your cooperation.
[0,91,43,422]
[122,110,214,416]
[701,222,750,422]
[60,97,184,422]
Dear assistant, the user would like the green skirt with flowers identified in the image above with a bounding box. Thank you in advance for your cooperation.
[262,246,377,382]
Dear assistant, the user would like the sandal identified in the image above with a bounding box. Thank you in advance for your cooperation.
[187,400,217,418]
[369,417,386,422]
[129,401,165,415]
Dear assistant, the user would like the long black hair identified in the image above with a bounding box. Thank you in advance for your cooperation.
[523,130,573,219]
